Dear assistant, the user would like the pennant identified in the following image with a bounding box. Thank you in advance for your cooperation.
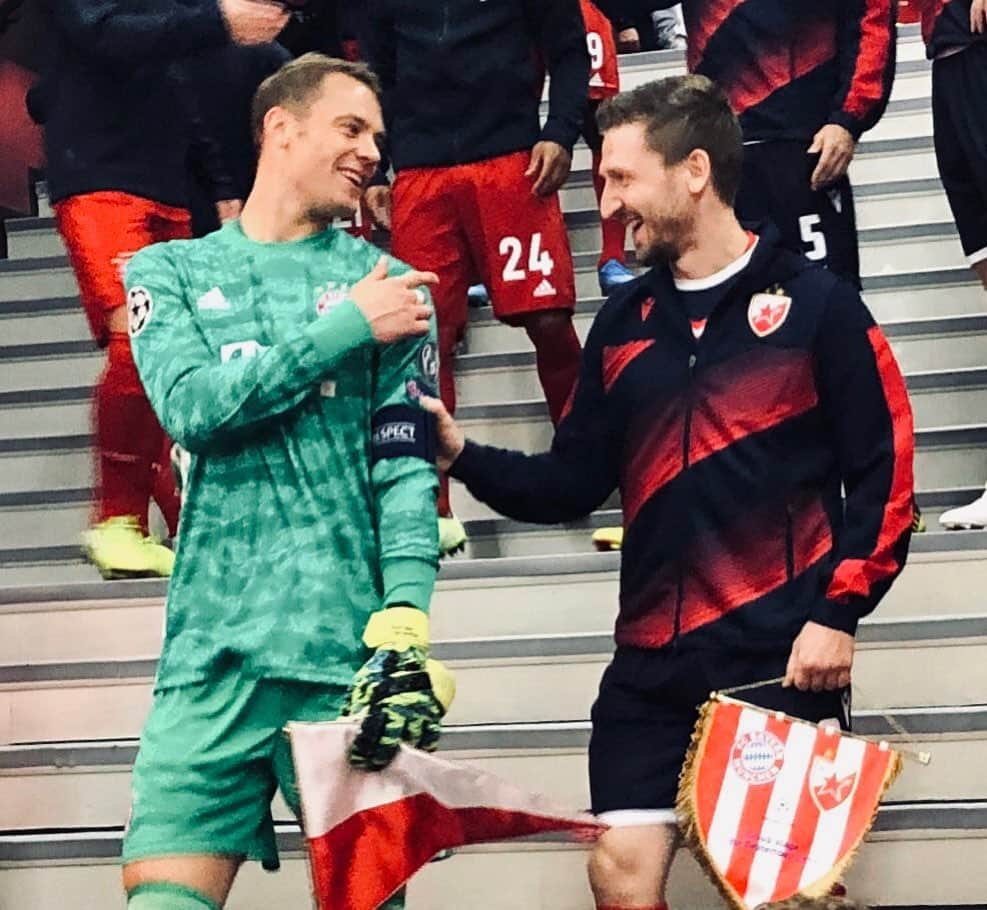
[289,722,605,910]
[677,696,902,909]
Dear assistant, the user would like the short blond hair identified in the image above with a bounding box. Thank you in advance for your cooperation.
[250,53,381,147]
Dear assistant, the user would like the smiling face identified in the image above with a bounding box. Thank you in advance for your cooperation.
[266,72,384,224]
[599,121,697,267]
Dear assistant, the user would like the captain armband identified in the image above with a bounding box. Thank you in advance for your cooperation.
[370,404,437,465]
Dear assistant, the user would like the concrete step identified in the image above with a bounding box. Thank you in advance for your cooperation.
[2,341,983,446]
[0,414,984,522]
[450,335,987,409]
[0,297,85,347]
[0,258,78,302]
[3,800,985,909]
[1,537,985,660]
[1,704,982,831]
[1,614,984,744]
[450,413,987,502]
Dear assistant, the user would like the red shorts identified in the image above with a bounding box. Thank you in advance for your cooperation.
[390,150,576,336]
[54,191,191,347]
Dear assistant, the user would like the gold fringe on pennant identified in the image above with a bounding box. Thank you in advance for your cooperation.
[675,696,904,910]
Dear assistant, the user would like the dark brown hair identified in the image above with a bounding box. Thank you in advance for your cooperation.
[597,74,743,205]
[251,53,381,148]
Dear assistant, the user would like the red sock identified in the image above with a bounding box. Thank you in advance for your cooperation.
[593,151,627,268]
[437,325,459,517]
[526,315,582,427]
[95,333,165,533]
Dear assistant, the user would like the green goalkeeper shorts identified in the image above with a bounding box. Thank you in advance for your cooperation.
[122,673,347,871]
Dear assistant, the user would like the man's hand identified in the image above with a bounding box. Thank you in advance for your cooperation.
[365,185,392,230]
[784,621,855,692]
[616,27,641,53]
[219,0,289,45]
[808,124,856,191]
[216,199,242,224]
[349,256,437,344]
[526,141,572,197]
[972,0,987,33]
[418,395,465,471]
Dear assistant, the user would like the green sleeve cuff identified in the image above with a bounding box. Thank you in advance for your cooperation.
[381,557,437,614]
[305,298,374,368]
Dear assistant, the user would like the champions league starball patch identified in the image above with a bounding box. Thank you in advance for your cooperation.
[127,286,153,337]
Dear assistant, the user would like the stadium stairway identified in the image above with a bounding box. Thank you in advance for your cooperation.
[1,24,986,909]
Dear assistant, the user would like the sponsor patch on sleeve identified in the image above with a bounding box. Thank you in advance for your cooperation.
[416,340,439,385]
[127,286,153,338]
[371,404,436,465]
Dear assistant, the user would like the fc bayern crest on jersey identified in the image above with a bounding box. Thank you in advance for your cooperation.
[748,290,792,338]
[127,286,153,338]
[808,752,859,812]
[315,283,349,317]
[731,730,785,784]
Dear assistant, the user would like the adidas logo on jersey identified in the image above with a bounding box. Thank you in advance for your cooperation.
[533,278,557,298]
[197,287,230,310]
[589,73,605,87]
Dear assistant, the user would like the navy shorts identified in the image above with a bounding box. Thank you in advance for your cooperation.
[735,140,861,289]
[588,646,851,824]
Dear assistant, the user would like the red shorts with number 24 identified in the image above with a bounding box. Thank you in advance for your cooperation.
[389,150,576,339]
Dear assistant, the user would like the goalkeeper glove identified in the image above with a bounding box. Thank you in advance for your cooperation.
[343,606,456,770]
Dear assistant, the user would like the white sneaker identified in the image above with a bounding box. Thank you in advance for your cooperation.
[939,485,987,530]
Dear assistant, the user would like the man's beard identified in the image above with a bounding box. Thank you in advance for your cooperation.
[637,210,694,268]
[306,200,356,227]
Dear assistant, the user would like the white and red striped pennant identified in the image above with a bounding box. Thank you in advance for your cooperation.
[677,697,902,909]
[288,721,605,910]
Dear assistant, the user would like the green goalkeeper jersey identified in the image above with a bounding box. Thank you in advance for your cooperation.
[126,221,439,691]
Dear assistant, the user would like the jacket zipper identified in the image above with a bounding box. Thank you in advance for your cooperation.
[674,350,698,647]
[785,498,795,583]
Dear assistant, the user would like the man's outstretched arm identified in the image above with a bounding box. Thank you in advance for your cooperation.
[421,321,619,524]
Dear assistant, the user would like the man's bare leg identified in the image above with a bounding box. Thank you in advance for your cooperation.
[123,855,242,908]
[588,824,679,908]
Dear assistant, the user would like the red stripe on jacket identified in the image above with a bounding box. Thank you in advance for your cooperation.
[842,0,895,119]
[620,348,819,529]
[825,326,914,602]
[617,494,833,648]
[728,19,838,115]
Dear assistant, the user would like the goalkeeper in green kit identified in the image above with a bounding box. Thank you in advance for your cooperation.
[120,54,453,910]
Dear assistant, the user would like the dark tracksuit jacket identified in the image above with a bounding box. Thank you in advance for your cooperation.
[361,0,590,172]
[920,0,981,56]
[647,0,897,141]
[37,0,231,206]
[451,227,915,654]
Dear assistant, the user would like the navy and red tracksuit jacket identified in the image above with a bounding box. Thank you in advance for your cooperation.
[451,226,914,654]
[648,0,897,141]
[917,0,981,57]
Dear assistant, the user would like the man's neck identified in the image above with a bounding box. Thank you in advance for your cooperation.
[672,210,751,282]
[239,170,324,243]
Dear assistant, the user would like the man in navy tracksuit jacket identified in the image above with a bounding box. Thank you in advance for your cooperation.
[422,76,914,909]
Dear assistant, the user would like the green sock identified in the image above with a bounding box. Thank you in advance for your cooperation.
[127,882,220,910]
